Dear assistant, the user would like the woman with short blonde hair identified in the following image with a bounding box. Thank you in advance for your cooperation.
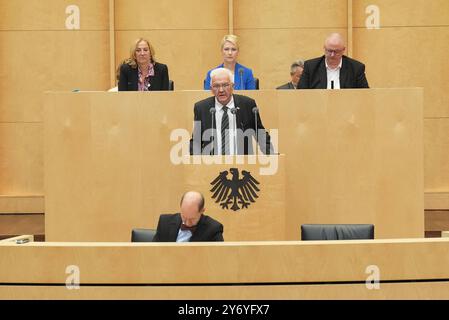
[220,34,239,50]
[204,34,256,90]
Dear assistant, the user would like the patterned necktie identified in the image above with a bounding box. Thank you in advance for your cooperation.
[221,106,230,155]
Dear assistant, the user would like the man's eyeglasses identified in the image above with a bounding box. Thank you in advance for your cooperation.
[212,83,231,90]
[325,48,344,55]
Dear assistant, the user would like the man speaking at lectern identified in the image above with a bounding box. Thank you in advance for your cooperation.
[189,68,273,155]
[298,33,369,89]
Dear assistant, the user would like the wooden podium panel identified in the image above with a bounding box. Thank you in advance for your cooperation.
[44,89,423,241]
[1,238,449,299]
[278,88,424,239]
[180,156,285,241]
[44,91,283,241]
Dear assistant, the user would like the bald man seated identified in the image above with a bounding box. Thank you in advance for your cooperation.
[152,191,224,242]
[298,32,369,89]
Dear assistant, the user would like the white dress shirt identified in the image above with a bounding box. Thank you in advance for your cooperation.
[176,229,192,242]
[326,59,342,89]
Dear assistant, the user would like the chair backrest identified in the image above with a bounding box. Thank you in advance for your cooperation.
[203,77,259,89]
[301,224,374,240]
[131,228,156,242]
[169,80,174,91]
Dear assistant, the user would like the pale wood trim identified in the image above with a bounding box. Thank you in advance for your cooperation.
[425,192,449,210]
[228,0,233,34]
[2,282,449,300]
[0,195,44,214]
[347,0,353,57]
[109,0,116,88]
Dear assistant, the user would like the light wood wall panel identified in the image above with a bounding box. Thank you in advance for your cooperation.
[353,28,449,118]
[0,1,111,199]
[0,123,42,194]
[424,119,449,191]
[0,0,110,122]
[353,0,449,27]
[115,0,228,30]
[0,196,44,214]
[0,32,110,122]
[0,0,109,30]
[352,0,449,200]
[234,0,348,29]
[425,192,449,210]
[353,4,449,195]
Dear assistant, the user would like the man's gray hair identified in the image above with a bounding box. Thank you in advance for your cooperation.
[290,59,304,74]
[210,67,234,86]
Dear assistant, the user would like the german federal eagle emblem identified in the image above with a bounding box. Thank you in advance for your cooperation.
[210,168,260,211]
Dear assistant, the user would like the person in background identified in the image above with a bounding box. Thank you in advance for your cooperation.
[298,33,369,89]
[118,38,169,91]
[204,34,256,90]
[276,60,304,89]
[152,191,224,242]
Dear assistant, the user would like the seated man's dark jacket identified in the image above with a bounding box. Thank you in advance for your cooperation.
[152,213,224,242]
[118,62,170,91]
[298,55,369,89]
[276,82,296,90]
[189,94,273,155]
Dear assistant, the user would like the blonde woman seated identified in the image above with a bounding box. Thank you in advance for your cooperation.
[118,38,170,91]
[204,34,256,90]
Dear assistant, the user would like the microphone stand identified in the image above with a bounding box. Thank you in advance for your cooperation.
[252,107,259,155]
[230,108,240,155]
[239,69,244,90]
[210,107,216,155]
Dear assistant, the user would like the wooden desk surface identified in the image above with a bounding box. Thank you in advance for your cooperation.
[1,238,449,299]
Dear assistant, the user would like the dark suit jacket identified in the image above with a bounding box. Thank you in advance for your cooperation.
[189,94,273,155]
[276,82,296,90]
[298,55,369,89]
[152,213,224,242]
[118,62,170,91]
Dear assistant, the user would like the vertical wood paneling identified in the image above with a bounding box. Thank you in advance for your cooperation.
[0,0,111,199]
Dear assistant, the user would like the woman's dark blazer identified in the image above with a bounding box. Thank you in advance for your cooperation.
[118,62,169,91]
